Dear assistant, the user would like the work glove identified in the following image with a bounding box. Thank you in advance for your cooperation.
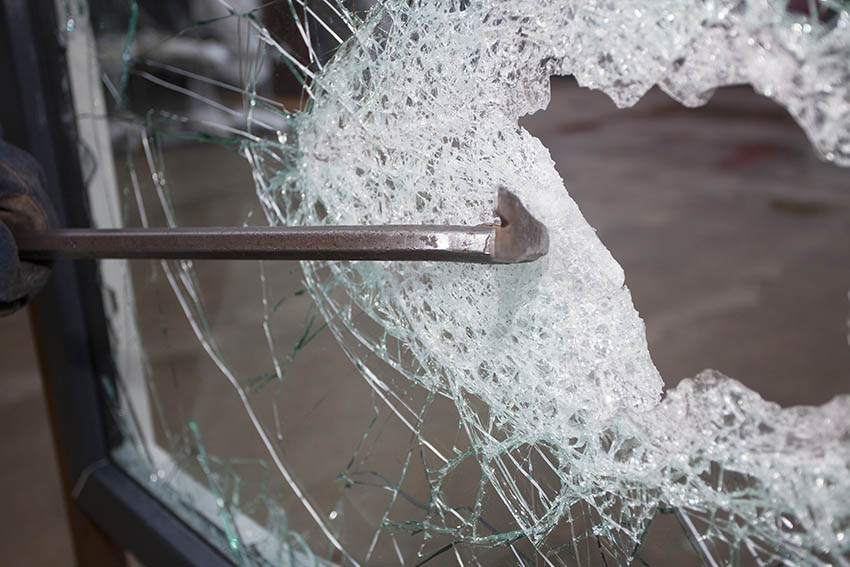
[0,139,55,315]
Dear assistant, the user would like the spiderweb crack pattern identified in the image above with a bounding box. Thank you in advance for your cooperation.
[260,1,850,564]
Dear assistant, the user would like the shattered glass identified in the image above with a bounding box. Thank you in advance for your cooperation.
[57,0,849,565]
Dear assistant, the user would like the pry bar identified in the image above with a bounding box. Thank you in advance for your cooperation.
[15,188,548,264]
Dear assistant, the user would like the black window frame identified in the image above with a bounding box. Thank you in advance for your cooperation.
[0,1,235,564]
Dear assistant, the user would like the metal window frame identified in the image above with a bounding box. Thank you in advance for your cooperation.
[0,1,234,565]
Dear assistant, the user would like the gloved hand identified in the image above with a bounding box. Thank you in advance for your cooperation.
[0,139,55,315]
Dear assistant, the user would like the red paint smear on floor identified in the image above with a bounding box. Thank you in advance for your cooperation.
[718,142,789,170]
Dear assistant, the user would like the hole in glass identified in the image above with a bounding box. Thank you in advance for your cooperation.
[521,79,850,407]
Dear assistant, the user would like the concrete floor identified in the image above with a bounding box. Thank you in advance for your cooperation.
[523,81,850,405]
[1,81,848,565]
[0,308,74,565]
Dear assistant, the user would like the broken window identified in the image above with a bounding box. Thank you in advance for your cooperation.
[59,0,849,565]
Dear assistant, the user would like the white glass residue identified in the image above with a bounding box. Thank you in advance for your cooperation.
[268,1,850,564]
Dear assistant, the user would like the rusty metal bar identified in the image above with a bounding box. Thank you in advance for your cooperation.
[15,225,497,263]
[15,189,549,264]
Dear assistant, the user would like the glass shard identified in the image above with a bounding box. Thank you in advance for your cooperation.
[60,0,850,565]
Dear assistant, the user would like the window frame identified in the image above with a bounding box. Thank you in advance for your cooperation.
[0,1,235,564]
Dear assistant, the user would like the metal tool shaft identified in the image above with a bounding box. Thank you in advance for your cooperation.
[16,225,496,262]
[14,188,549,264]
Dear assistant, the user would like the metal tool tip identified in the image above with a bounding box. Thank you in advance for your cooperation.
[492,187,549,263]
